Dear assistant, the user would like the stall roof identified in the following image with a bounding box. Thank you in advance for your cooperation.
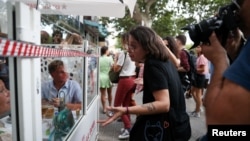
[9,0,136,18]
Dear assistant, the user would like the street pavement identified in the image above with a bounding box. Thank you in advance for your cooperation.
[98,85,207,141]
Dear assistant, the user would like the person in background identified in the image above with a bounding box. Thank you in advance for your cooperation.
[111,32,136,140]
[52,30,63,44]
[41,30,50,44]
[0,57,9,90]
[98,26,191,141]
[61,33,83,45]
[176,34,190,73]
[189,46,209,118]
[41,60,82,110]
[0,79,10,116]
[185,50,197,99]
[108,50,115,61]
[163,36,180,58]
[162,36,180,67]
[175,35,191,91]
[99,46,113,114]
[87,49,97,94]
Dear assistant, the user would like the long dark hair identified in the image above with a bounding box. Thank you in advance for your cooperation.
[163,36,179,58]
[129,26,169,61]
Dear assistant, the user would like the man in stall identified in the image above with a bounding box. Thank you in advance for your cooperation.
[41,60,82,111]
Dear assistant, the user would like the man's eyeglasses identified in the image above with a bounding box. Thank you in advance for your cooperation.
[0,88,9,95]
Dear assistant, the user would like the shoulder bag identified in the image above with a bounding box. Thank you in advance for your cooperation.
[109,52,127,83]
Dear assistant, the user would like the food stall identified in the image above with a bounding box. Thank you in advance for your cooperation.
[0,0,136,141]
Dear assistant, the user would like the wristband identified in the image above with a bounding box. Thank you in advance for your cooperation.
[126,106,129,115]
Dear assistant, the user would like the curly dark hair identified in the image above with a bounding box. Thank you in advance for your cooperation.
[128,26,169,62]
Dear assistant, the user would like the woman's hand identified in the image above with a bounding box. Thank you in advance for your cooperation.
[97,106,126,126]
[134,78,143,85]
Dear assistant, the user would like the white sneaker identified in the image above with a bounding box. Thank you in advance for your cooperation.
[189,111,200,118]
[118,129,130,140]
[120,128,125,134]
[200,107,204,112]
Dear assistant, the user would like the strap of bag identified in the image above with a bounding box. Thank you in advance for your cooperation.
[119,51,127,71]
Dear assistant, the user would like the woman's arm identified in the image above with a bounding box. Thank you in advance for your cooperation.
[166,47,180,68]
[98,89,170,126]
[196,64,205,74]
[128,89,170,115]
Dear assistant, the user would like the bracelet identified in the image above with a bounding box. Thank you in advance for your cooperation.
[126,106,129,115]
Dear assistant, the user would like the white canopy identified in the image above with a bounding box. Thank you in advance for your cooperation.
[9,0,136,18]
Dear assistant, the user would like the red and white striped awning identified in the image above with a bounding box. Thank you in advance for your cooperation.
[0,38,98,57]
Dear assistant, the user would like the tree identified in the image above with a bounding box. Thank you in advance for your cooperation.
[101,0,232,38]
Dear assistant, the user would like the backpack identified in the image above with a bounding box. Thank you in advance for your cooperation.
[182,49,197,87]
[49,108,75,141]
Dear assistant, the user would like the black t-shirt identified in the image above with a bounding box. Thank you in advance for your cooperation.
[143,58,188,121]
[130,58,191,141]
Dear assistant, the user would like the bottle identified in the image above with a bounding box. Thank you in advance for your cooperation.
[58,91,65,112]
[76,109,80,119]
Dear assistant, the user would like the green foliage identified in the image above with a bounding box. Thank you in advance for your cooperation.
[115,37,123,49]
[101,0,233,39]
[100,10,137,38]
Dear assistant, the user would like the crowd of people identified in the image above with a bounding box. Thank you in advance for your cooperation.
[98,1,250,140]
[40,30,83,45]
[98,29,198,140]
[1,0,249,140]
[98,26,193,140]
